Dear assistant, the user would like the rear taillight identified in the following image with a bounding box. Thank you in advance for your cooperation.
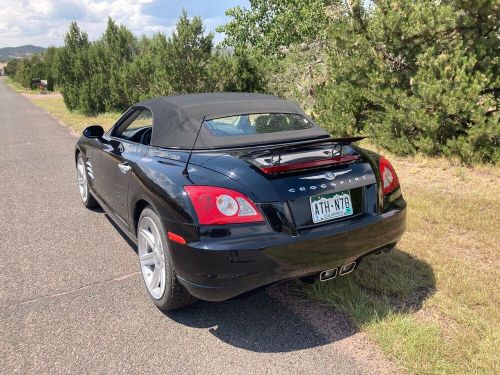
[184,186,264,225]
[379,156,400,195]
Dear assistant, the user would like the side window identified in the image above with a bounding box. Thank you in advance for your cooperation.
[112,109,153,145]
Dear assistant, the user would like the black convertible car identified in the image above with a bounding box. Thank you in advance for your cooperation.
[75,93,406,311]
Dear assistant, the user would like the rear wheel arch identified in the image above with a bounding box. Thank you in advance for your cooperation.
[133,199,155,234]
[75,148,81,163]
[132,198,165,233]
[75,146,88,165]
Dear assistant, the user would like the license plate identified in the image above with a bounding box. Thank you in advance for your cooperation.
[310,190,353,224]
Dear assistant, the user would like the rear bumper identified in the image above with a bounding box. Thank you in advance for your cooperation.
[170,206,406,301]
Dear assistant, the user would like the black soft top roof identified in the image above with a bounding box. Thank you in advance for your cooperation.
[135,93,329,149]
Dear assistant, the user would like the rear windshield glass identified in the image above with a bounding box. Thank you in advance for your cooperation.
[204,113,315,137]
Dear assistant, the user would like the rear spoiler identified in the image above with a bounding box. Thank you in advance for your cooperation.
[256,136,366,153]
[245,136,367,174]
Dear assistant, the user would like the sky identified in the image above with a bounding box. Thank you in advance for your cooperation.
[0,0,250,48]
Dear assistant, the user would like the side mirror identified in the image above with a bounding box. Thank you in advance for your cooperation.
[83,125,104,139]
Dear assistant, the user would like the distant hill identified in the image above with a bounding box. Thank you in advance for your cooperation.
[0,45,46,61]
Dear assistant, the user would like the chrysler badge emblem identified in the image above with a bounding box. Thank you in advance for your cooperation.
[299,169,351,181]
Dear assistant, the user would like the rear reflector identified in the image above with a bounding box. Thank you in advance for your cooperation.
[167,232,186,245]
[259,155,359,174]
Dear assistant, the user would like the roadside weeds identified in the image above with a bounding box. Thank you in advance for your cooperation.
[303,156,500,374]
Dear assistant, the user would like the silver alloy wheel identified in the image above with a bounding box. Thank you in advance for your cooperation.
[76,157,88,203]
[138,216,166,300]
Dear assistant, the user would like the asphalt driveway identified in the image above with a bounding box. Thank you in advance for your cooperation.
[0,77,401,374]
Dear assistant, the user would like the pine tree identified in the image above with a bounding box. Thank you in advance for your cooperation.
[165,11,213,93]
[315,0,499,163]
[53,22,91,111]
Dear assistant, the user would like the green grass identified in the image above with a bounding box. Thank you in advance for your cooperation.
[10,83,500,374]
[302,156,500,374]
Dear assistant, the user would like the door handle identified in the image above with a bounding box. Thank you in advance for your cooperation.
[118,162,132,174]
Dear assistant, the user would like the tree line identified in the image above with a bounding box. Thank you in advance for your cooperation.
[5,0,499,164]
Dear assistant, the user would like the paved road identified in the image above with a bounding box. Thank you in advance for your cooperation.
[0,78,401,374]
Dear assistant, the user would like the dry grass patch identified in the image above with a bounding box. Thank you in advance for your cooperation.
[304,156,500,374]
[28,96,120,134]
[4,77,38,94]
[5,80,119,133]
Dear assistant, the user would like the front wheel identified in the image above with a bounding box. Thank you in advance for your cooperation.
[76,154,98,208]
[137,207,197,311]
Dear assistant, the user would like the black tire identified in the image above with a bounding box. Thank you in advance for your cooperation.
[138,207,197,311]
[76,154,99,209]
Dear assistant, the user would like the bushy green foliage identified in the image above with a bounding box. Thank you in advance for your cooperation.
[165,11,213,93]
[123,34,172,103]
[41,47,58,91]
[13,56,41,88]
[217,0,337,56]
[7,2,498,163]
[4,59,19,76]
[207,49,268,93]
[265,42,328,116]
[50,12,266,115]
[316,0,499,163]
[8,12,267,116]
[222,0,499,163]
[51,19,138,115]
[10,52,54,90]
[53,21,92,111]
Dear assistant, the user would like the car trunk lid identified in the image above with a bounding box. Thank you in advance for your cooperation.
[195,138,377,231]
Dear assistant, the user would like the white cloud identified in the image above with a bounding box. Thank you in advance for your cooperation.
[0,0,241,47]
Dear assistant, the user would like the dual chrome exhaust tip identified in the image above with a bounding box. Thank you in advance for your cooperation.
[319,261,357,282]
[339,261,357,276]
[319,268,338,281]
